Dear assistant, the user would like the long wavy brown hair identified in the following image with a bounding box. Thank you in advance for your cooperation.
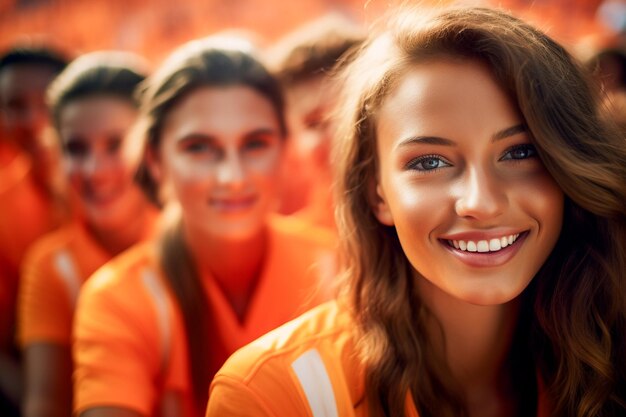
[132,38,286,415]
[333,6,626,417]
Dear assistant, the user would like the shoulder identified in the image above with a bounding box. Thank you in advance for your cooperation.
[79,242,160,306]
[221,301,350,373]
[74,241,168,349]
[210,301,362,414]
[22,224,77,267]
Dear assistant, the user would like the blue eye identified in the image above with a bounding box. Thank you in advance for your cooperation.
[407,155,451,171]
[501,144,537,161]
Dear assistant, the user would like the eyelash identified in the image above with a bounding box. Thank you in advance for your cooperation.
[405,144,538,172]
[499,144,537,161]
[184,141,210,153]
[405,154,451,172]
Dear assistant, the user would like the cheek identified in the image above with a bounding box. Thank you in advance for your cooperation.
[246,147,281,172]
[116,163,137,186]
[531,177,564,253]
[514,173,564,235]
[63,159,85,184]
[245,149,282,183]
[168,166,212,204]
[151,155,208,204]
[169,155,213,182]
[386,175,452,231]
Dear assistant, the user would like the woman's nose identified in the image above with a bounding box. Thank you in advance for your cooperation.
[454,167,507,220]
[216,150,245,186]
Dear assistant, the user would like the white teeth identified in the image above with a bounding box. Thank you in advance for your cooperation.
[449,233,521,253]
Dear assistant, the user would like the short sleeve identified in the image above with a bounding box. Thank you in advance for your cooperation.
[206,375,275,417]
[73,267,162,416]
[17,244,73,346]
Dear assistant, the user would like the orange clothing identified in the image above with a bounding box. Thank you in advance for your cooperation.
[293,182,336,232]
[0,146,61,350]
[73,215,337,417]
[16,222,111,347]
[207,301,550,417]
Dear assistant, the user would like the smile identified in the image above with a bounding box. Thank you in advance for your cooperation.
[441,231,529,268]
[448,234,520,253]
[210,195,258,212]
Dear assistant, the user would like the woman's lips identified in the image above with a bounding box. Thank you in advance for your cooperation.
[210,195,258,212]
[439,231,529,268]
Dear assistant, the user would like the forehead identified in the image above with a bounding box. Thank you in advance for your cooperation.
[59,96,137,133]
[161,85,280,138]
[376,58,519,141]
[0,64,58,98]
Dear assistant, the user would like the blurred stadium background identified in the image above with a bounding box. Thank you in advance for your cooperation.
[0,0,624,66]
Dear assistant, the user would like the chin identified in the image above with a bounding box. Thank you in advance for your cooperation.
[212,224,265,242]
[455,286,524,306]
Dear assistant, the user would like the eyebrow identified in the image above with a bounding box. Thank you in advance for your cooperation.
[177,127,279,143]
[177,132,215,143]
[395,123,527,150]
[243,127,280,138]
[491,124,527,142]
[396,135,456,150]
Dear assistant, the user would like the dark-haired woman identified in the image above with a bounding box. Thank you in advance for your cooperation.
[73,39,336,417]
[17,51,158,417]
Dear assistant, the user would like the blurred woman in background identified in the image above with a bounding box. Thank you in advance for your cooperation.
[17,51,158,417]
[73,38,336,417]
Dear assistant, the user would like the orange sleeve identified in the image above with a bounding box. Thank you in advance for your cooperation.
[206,375,277,417]
[73,264,162,416]
[206,342,331,417]
[17,237,74,346]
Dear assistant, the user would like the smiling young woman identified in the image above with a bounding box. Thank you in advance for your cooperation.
[72,38,337,417]
[206,6,626,417]
[16,51,159,417]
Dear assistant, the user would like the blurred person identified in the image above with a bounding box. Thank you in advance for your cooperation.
[73,39,336,417]
[17,51,159,417]
[267,14,363,226]
[0,45,68,194]
[602,89,626,131]
[207,6,626,417]
[588,45,626,93]
[0,44,69,417]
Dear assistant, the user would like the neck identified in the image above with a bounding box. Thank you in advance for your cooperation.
[418,276,520,417]
[88,206,156,256]
[184,222,268,321]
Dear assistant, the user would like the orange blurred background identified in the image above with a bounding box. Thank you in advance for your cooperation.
[0,0,621,65]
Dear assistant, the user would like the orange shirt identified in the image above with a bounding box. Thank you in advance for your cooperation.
[73,215,337,417]
[207,301,551,417]
[293,182,336,232]
[0,147,61,350]
[16,222,111,347]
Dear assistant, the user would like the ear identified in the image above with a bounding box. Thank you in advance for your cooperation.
[144,145,162,184]
[368,175,394,226]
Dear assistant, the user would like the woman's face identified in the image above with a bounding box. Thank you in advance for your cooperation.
[373,59,564,306]
[152,86,283,241]
[60,96,147,231]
